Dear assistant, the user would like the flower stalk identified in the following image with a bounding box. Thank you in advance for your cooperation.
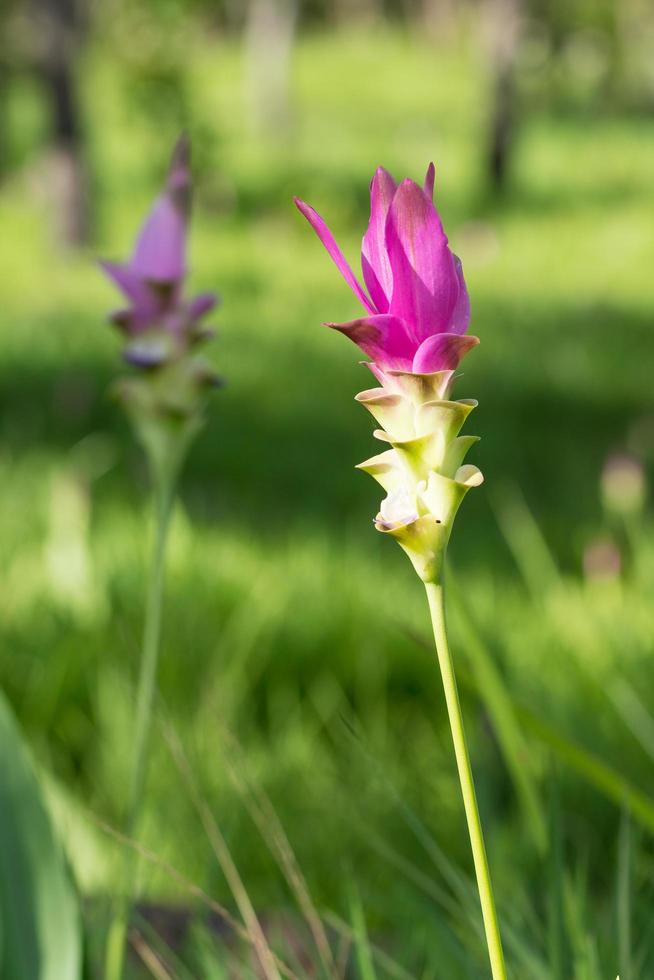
[356,366,506,978]
[105,464,175,980]
[296,163,507,977]
[425,581,507,980]
[100,137,220,979]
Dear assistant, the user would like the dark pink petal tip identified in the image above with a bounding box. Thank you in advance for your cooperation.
[188,292,219,320]
[424,163,435,201]
[326,314,414,371]
[99,260,154,308]
[371,168,397,189]
[168,134,191,190]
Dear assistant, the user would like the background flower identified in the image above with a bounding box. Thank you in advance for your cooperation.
[101,136,219,372]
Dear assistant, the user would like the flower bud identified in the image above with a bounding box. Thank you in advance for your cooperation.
[600,453,646,517]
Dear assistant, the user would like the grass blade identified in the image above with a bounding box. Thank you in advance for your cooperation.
[617,808,632,980]
[348,884,377,980]
[221,730,336,976]
[164,724,284,980]
[0,691,82,980]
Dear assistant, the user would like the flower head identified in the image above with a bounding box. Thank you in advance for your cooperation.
[295,164,478,378]
[100,136,219,371]
[601,453,647,517]
[296,164,482,583]
[99,137,220,481]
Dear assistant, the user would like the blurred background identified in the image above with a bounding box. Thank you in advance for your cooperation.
[2,0,654,976]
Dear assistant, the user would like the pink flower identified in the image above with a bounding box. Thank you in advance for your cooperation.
[295,165,478,377]
[100,136,218,368]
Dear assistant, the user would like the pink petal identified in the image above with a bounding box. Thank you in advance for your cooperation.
[131,139,191,283]
[361,167,397,313]
[385,179,460,344]
[167,134,191,195]
[99,261,156,309]
[446,255,471,335]
[188,292,219,320]
[412,333,479,374]
[424,163,435,201]
[327,314,415,370]
[294,198,375,314]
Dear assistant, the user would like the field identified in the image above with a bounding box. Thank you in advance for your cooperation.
[2,23,654,978]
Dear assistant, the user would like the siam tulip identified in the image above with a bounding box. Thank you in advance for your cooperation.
[296,167,507,980]
[295,164,476,379]
[294,165,481,583]
[100,137,221,980]
[101,134,216,356]
[101,135,220,482]
[600,453,646,519]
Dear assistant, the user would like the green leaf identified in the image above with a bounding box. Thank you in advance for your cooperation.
[347,883,377,980]
[0,691,81,980]
[514,708,654,835]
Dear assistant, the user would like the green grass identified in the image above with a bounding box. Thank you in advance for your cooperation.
[2,21,654,979]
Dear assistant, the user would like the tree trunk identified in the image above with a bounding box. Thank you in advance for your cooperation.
[31,0,89,246]
[245,0,299,140]
[332,0,382,27]
[419,0,459,40]
[484,0,521,193]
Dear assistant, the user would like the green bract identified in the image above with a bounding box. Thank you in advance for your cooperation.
[113,347,219,485]
[356,370,482,583]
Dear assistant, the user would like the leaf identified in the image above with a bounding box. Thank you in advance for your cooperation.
[347,883,377,980]
[0,690,82,980]
[514,708,654,835]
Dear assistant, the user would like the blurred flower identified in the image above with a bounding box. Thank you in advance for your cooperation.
[100,135,219,374]
[583,536,622,583]
[295,164,478,380]
[45,469,107,623]
[601,453,646,517]
[99,137,221,480]
[455,221,500,268]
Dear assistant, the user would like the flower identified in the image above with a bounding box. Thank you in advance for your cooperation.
[583,537,622,582]
[294,164,478,379]
[600,453,647,517]
[100,136,218,371]
[295,164,482,583]
[99,137,221,480]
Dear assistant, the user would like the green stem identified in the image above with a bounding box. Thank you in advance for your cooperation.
[105,474,176,980]
[424,581,507,980]
[617,807,632,980]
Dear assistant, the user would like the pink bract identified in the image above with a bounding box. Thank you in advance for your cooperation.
[100,136,218,357]
[295,165,477,375]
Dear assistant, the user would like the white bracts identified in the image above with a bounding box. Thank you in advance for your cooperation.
[356,368,483,583]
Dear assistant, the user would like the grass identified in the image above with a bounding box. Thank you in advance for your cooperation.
[1,20,654,978]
